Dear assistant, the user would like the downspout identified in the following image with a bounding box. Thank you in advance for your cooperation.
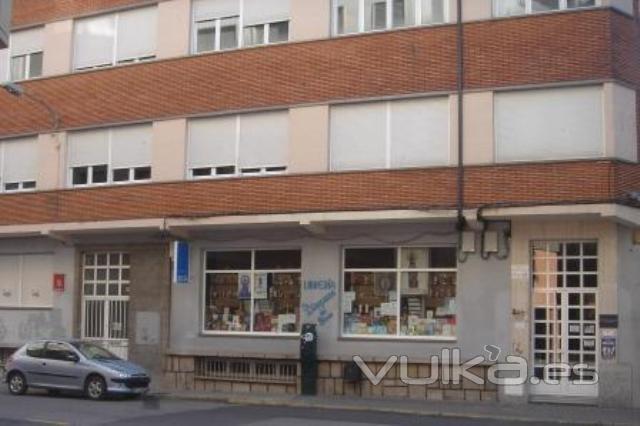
[455,0,468,262]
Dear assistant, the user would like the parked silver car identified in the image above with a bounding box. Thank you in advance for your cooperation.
[4,340,150,400]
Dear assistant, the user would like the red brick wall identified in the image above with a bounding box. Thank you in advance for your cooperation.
[0,9,622,138]
[11,0,159,28]
[0,161,625,227]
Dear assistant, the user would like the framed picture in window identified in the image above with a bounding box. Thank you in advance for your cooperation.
[238,273,251,300]
[254,273,268,299]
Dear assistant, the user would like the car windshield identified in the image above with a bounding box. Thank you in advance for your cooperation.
[71,342,120,361]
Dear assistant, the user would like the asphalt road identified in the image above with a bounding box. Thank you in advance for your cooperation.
[0,387,560,426]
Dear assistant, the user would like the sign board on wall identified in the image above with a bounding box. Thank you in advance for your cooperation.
[172,241,190,284]
[53,274,65,292]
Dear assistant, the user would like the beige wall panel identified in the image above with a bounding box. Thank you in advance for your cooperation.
[157,0,191,59]
[291,0,331,41]
[289,105,329,173]
[152,118,187,182]
[37,132,64,190]
[42,20,73,77]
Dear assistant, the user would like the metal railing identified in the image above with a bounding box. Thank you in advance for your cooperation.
[195,357,298,384]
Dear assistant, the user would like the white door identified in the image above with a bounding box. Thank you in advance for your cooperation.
[81,252,130,360]
[529,241,599,403]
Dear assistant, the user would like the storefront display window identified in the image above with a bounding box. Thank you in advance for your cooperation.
[203,249,301,334]
[342,247,457,338]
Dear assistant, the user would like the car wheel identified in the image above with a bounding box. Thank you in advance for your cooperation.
[7,372,28,395]
[85,375,107,400]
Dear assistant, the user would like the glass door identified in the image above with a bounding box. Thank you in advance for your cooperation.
[530,241,598,401]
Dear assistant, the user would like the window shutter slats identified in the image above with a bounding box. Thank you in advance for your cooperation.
[390,97,449,167]
[188,116,237,168]
[116,7,157,61]
[111,124,152,169]
[2,137,38,183]
[68,129,109,167]
[330,102,387,171]
[243,0,290,26]
[73,14,116,69]
[193,0,240,21]
[495,86,603,162]
[239,111,289,168]
[10,27,43,56]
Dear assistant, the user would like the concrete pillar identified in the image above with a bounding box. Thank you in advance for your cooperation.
[291,0,331,41]
[37,132,65,191]
[152,118,187,182]
[603,82,637,162]
[43,20,73,77]
[288,105,329,173]
[157,0,191,59]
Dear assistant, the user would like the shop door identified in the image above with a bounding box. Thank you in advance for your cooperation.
[529,241,598,403]
[81,253,130,360]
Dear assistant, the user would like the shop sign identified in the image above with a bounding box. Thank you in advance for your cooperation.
[173,241,190,284]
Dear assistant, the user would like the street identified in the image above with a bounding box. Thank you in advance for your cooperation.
[0,387,560,426]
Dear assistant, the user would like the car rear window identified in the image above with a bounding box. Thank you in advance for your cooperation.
[26,342,46,358]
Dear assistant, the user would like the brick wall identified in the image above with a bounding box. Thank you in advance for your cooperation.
[0,9,624,138]
[0,160,629,227]
[11,0,160,28]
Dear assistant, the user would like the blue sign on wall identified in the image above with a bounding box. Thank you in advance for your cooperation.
[173,241,190,284]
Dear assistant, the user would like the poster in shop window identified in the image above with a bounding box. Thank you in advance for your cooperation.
[238,273,251,300]
[254,273,268,299]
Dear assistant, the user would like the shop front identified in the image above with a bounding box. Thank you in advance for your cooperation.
[162,209,640,407]
[164,217,511,401]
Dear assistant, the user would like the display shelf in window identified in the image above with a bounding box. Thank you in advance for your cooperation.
[342,247,457,339]
[203,249,301,335]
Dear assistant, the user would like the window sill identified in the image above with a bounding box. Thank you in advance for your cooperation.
[200,331,299,339]
[0,305,53,311]
[340,334,457,343]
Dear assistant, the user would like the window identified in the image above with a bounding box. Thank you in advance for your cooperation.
[193,0,290,52]
[67,124,152,187]
[192,0,240,53]
[342,247,457,338]
[333,0,447,35]
[0,137,38,193]
[44,342,77,361]
[493,0,597,16]
[330,97,450,171]
[203,249,301,334]
[73,6,157,71]
[495,86,603,162]
[187,111,289,179]
[25,342,46,358]
[9,27,43,81]
[0,254,53,308]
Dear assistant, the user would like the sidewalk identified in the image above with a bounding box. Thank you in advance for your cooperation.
[161,390,640,425]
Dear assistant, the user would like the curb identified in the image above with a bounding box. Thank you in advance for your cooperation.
[159,393,634,426]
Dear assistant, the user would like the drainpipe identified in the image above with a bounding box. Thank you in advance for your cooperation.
[455,0,468,262]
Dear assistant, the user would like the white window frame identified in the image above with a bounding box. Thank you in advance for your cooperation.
[67,128,152,188]
[243,20,290,47]
[341,246,458,341]
[0,140,38,194]
[492,0,601,17]
[187,114,289,180]
[201,249,302,337]
[332,0,450,36]
[0,254,53,309]
[9,51,43,81]
[73,8,157,72]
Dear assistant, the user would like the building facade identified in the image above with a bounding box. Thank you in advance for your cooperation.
[0,0,639,408]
